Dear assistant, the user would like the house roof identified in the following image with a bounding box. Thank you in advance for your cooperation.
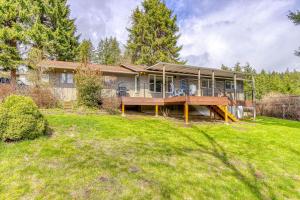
[38,60,248,79]
[147,62,247,79]
[38,60,138,75]
[121,64,148,72]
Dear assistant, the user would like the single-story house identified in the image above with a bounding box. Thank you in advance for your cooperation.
[36,60,255,123]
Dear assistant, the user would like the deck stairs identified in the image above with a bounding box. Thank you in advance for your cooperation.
[63,101,74,111]
[207,105,238,122]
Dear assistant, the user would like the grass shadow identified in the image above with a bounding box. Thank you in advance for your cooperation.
[173,125,277,200]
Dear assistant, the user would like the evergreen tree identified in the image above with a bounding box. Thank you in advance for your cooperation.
[94,37,121,65]
[233,62,243,72]
[30,0,79,61]
[78,39,93,66]
[0,0,32,83]
[220,64,231,71]
[288,10,300,56]
[126,0,184,66]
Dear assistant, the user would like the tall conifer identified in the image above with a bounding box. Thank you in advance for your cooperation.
[126,0,184,66]
[30,0,79,61]
[0,0,32,82]
[94,37,121,65]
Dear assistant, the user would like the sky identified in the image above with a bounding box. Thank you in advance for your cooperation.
[67,0,300,72]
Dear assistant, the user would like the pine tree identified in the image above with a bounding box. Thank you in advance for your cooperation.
[78,39,93,66]
[94,37,121,65]
[233,62,243,72]
[30,0,79,61]
[126,0,184,66]
[0,0,32,83]
[220,64,231,71]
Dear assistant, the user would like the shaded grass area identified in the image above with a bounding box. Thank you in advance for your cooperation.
[0,114,299,199]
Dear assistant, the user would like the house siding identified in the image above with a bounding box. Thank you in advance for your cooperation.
[48,70,245,102]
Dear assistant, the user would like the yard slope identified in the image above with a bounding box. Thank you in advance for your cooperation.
[0,114,299,199]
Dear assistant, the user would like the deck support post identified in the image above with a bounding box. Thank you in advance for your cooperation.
[252,75,256,121]
[155,105,159,117]
[234,73,237,117]
[163,65,166,99]
[212,70,215,96]
[121,103,125,117]
[210,110,212,120]
[184,102,189,124]
[224,105,228,123]
[197,69,201,96]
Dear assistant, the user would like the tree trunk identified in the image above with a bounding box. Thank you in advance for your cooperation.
[10,69,17,86]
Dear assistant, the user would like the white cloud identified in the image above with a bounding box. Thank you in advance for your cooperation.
[67,0,141,47]
[178,0,300,71]
[67,0,300,71]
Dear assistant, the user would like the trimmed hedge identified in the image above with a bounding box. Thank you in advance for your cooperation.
[0,95,47,141]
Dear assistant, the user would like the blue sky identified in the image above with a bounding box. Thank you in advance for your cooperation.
[67,0,300,71]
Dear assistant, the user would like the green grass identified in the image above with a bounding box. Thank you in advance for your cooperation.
[0,114,299,200]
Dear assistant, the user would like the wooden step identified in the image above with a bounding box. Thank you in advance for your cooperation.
[63,101,74,110]
[207,105,238,122]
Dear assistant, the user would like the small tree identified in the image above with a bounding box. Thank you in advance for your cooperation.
[75,66,103,108]
[27,48,48,87]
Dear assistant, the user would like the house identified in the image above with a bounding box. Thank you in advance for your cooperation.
[38,60,255,123]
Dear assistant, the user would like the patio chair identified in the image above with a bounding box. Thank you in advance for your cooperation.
[117,82,128,97]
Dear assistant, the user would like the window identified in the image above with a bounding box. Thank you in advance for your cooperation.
[225,80,234,90]
[149,75,155,92]
[41,74,49,83]
[166,76,173,93]
[201,79,211,88]
[156,76,162,92]
[135,75,140,93]
[61,73,73,84]
[149,75,173,93]
[180,79,187,91]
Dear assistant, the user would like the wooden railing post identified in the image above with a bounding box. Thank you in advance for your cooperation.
[212,70,215,96]
[198,69,201,96]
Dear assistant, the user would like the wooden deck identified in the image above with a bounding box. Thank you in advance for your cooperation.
[121,96,229,106]
[121,96,252,124]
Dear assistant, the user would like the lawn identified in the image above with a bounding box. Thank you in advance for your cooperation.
[0,113,299,200]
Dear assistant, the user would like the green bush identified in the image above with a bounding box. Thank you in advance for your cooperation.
[0,95,47,142]
[75,67,103,107]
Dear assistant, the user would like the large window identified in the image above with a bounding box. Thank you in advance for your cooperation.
[201,79,211,88]
[149,75,173,93]
[225,80,234,90]
[61,73,73,84]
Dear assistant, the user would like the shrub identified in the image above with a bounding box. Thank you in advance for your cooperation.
[257,92,300,120]
[0,95,48,141]
[102,97,121,114]
[0,84,15,102]
[75,66,103,107]
[29,87,60,108]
